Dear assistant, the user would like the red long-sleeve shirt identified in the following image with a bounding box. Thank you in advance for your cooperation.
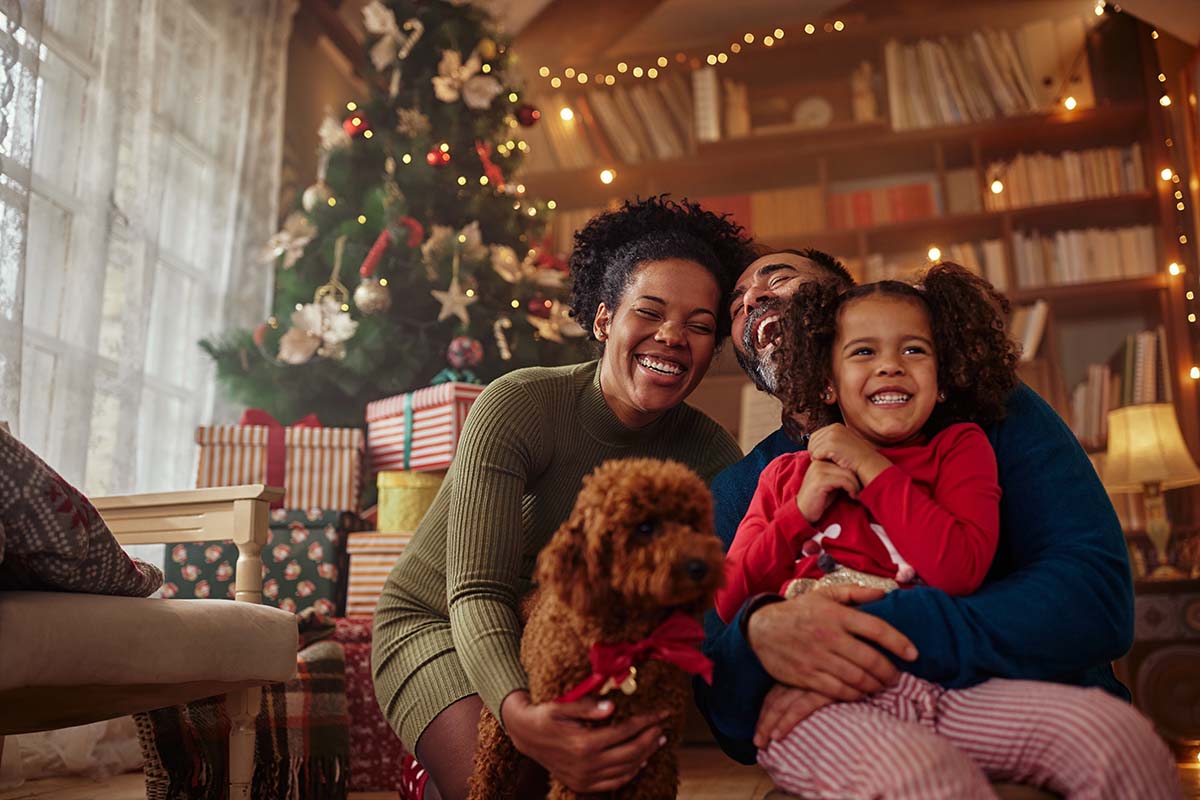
[715,422,1000,623]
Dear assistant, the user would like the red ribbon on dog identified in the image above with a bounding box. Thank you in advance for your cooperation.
[237,409,321,508]
[555,613,712,704]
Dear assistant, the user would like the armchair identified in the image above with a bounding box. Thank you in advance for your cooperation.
[0,484,298,800]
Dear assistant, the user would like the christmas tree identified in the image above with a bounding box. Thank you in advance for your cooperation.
[202,0,587,428]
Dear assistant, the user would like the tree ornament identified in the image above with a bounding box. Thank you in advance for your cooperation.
[354,277,392,314]
[362,3,424,97]
[527,294,553,318]
[278,297,358,364]
[426,146,452,167]
[318,111,352,152]
[431,248,477,326]
[263,211,317,268]
[432,49,503,110]
[527,300,585,343]
[474,139,505,188]
[399,216,424,247]
[477,37,498,60]
[447,336,484,369]
[395,108,431,138]
[493,317,513,360]
[343,112,370,138]
[301,180,333,212]
[516,104,541,127]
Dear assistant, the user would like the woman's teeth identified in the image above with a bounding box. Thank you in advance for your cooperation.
[637,355,684,375]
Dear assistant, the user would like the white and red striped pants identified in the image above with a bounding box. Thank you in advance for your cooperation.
[758,673,1181,799]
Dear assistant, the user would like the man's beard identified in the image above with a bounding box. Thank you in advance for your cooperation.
[735,301,782,394]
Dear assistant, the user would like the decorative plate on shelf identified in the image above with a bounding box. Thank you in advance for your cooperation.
[792,96,834,129]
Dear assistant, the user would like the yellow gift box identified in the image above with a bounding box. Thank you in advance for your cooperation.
[377,470,445,532]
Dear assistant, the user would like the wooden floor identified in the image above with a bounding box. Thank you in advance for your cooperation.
[2,748,1197,799]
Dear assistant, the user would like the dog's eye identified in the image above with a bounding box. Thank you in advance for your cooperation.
[634,519,659,540]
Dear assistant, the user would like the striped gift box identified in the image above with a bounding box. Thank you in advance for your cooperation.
[346,531,414,616]
[365,383,485,473]
[195,425,364,511]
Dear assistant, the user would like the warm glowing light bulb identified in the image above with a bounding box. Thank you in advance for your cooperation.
[346,101,357,111]
[1192,366,1200,380]
[577,73,588,84]
[516,183,526,193]
[991,179,1004,194]
[1158,73,1167,83]
[560,107,574,121]
[731,43,742,53]
[774,28,785,38]
[508,92,519,103]
[716,54,727,64]
[633,66,644,77]
[1094,2,1104,15]
[440,142,450,152]
[1160,95,1171,107]
[341,303,349,312]
[764,36,775,46]
[1152,29,1159,39]
[378,279,387,287]
[648,67,659,78]
[357,215,367,224]
[351,116,361,126]
[511,299,520,309]
[527,207,537,216]
[617,62,628,73]
[458,234,467,243]
[834,20,845,31]
[706,54,717,65]
[928,246,941,262]
[744,33,755,44]
[465,289,475,298]
[1162,168,1174,181]
[363,129,373,139]
[538,66,550,77]
[600,168,616,184]
[327,197,337,207]
[547,200,557,209]
[481,64,492,73]
[1063,96,1077,110]
[457,176,467,185]
[657,56,668,67]
[605,75,615,85]
[402,153,412,164]
[1169,262,1182,276]
[1189,291,1196,300]
[1189,313,1196,323]
[805,23,815,34]
[564,67,576,78]
[550,77,561,88]
[1179,202,1187,211]
[479,176,489,185]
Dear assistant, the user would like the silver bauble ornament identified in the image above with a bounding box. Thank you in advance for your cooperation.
[353,276,392,315]
[302,180,334,212]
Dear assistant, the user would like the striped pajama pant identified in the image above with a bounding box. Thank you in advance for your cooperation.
[757,673,1182,799]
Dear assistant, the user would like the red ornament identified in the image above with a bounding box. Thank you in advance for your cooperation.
[526,295,553,318]
[343,112,370,137]
[426,146,452,167]
[474,139,505,189]
[516,104,541,127]
[360,229,392,278]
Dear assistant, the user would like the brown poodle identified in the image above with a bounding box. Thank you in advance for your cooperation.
[467,458,725,800]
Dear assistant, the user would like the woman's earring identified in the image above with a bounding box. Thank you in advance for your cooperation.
[594,328,607,341]
[937,390,946,403]
[821,388,835,404]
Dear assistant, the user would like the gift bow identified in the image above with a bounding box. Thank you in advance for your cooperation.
[238,409,321,507]
[555,613,712,704]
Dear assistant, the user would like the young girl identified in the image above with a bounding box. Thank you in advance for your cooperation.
[716,263,1180,799]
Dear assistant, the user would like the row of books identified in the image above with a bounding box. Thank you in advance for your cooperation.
[1012,225,1157,288]
[984,144,1146,210]
[857,240,1007,290]
[1070,327,1171,449]
[523,72,696,171]
[884,16,1096,131]
[828,173,942,230]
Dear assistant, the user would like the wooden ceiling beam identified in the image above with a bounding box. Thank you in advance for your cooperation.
[299,0,365,77]
[514,0,670,69]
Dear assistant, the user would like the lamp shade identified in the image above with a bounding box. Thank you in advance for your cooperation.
[1102,403,1200,493]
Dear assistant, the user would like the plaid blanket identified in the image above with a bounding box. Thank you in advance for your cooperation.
[135,610,349,800]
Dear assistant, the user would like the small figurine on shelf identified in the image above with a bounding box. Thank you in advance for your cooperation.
[850,61,879,122]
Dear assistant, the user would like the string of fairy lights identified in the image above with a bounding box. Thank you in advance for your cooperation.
[532,19,849,91]
[1141,23,1200,382]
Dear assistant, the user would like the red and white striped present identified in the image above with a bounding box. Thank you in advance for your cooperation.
[195,423,364,511]
[365,382,485,473]
[346,531,414,615]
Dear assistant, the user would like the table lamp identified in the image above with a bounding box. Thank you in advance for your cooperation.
[1103,403,1200,580]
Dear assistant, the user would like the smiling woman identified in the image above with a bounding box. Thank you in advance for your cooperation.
[371,195,755,800]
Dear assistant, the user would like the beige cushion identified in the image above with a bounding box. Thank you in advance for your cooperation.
[0,591,298,691]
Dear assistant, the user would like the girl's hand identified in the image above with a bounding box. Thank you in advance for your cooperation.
[808,424,892,485]
[796,460,860,524]
[754,683,834,747]
[501,690,667,793]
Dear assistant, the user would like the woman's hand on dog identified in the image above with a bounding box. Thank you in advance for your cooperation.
[746,585,918,701]
[501,689,667,793]
[754,684,834,747]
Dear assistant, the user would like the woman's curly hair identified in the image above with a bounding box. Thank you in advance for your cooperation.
[777,262,1019,434]
[568,195,755,346]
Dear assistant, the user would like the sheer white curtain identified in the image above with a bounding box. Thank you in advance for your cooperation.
[0,0,294,498]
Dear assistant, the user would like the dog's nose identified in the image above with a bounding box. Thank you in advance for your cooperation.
[685,559,709,581]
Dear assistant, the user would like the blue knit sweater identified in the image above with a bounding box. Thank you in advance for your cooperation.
[696,384,1134,764]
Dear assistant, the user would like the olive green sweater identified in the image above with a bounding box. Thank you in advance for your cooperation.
[374,361,743,720]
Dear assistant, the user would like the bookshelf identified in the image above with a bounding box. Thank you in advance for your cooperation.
[518,5,1199,547]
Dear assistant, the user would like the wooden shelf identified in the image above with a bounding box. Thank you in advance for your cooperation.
[521,103,1147,211]
[1008,274,1167,313]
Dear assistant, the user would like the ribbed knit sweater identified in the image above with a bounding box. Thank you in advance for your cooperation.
[372,361,742,740]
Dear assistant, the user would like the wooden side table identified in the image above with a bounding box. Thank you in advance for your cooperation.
[1114,578,1200,759]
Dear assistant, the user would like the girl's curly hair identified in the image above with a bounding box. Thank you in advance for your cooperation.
[568,195,755,346]
[776,262,1019,434]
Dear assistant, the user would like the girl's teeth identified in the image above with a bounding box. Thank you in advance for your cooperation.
[871,393,910,404]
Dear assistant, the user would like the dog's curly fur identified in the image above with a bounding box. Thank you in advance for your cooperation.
[467,458,725,800]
